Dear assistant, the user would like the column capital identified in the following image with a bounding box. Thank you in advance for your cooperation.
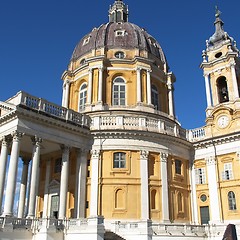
[1,136,12,146]
[91,149,100,159]
[89,68,93,73]
[61,145,70,155]
[11,131,24,141]
[146,69,152,73]
[98,66,104,72]
[76,148,89,155]
[140,150,149,160]
[206,156,216,166]
[136,67,142,72]
[31,136,42,146]
[160,152,168,162]
[230,61,236,68]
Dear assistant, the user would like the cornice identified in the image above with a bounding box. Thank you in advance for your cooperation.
[193,132,240,149]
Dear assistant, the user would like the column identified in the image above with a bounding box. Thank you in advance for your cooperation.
[206,156,221,223]
[90,150,100,216]
[17,158,30,218]
[146,69,152,105]
[0,136,11,212]
[98,67,103,103]
[190,162,199,224]
[140,150,149,219]
[167,74,175,117]
[61,82,66,106]
[87,68,93,104]
[230,63,240,99]
[58,146,70,219]
[204,74,212,107]
[3,131,23,216]
[74,149,88,218]
[64,80,70,108]
[160,152,170,222]
[136,67,142,103]
[27,136,42,218]
[42,159,51,218]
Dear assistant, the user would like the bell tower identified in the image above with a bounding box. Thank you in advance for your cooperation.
[201,8,240,133]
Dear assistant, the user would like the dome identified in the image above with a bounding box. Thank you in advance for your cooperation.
[72,22,167,64]
[71,1,167,65]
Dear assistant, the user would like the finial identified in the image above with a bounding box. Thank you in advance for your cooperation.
[215,6,221,18]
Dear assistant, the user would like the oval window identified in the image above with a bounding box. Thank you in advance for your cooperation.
[115,51,125,59]
[215,52,222,58]
[200,194,207,202]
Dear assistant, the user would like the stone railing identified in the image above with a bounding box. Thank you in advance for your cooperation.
[91,115,187,139]
[6,91,91,129]
[188,127,206,142]
[152,223,207,237]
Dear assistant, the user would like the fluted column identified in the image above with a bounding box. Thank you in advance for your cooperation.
[230,63,240,99]
[3,131,23,216]
[140,150,149,219]
[42,159,51,218]
[17,158,30,218]
[87,68,93,104]
[0,136,11,213]
[58,146,70,219]
[204,74,212,107]
[90,150,100,216]
[74,149,88,218]
[98,67,104,103]
[146,69,152,105]
[206,156,221,223]
[27,136,42,218]
[160,152,170,222]
[136,67,142,103]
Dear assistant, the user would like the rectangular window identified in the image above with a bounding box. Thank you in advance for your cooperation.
[222,163,233,180]
[195,168,206,184]
[175,160,182,175]
[113,152,126,169]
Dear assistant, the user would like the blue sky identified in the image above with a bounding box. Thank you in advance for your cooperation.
[1,0,240,129]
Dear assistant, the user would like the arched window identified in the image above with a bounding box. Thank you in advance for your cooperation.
[112,77,126,106]
[217,76,229,103]
[151,85,159,110]
[79,83,87,111]
[228,191,237,210]
[113,152,126,168]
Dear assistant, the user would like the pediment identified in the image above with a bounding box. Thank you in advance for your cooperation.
[0,101,16,117]
[209,105,233,119]
[48,179,60,188]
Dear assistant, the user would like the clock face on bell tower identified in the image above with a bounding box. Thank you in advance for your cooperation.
[217,115,230,128]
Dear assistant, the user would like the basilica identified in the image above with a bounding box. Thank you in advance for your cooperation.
[0,1,240,239]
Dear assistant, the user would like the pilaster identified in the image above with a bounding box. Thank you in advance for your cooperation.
[140,150,149,220]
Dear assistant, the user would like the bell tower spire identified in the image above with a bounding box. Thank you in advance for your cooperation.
[201,8,240,131]
[109,0,129,23]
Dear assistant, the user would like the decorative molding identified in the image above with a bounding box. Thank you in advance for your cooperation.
[11,131,24,142]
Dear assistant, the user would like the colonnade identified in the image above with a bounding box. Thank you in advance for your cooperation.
[62,66,175,118]
[0,131,88,219]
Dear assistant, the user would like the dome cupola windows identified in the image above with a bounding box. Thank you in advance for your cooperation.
[112,77,126,106]
[115,51,125,59]
[79,83,87,111]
